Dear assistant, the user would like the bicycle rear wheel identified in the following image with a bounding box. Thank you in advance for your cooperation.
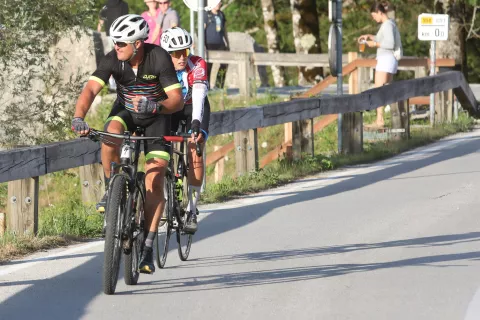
[155,173,173,268]
[103,174,127,295]
[175,156,192,261]
[124,172,145,285]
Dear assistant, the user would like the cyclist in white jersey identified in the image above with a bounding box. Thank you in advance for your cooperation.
[161,27,210,234]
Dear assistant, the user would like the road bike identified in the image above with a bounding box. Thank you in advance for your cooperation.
[87,128,189,295]
[155,120,202,268]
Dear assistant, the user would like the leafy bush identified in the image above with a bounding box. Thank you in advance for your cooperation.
[0,0,95,147]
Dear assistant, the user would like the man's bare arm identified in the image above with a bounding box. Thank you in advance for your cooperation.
[74,80,104,119]
[160,87,184,114]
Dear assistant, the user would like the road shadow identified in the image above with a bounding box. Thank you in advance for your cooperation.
[0,252,103,319]
[177,232,480,269]
[119,235,480,295]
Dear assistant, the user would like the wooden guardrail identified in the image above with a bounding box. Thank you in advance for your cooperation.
[0,70,477,235]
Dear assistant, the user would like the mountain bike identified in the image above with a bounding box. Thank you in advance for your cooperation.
[155,120,202,268]
[86,128,189,295]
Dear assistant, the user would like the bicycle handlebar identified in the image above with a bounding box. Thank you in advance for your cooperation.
[84,129,202,157]
[84,129,190,143]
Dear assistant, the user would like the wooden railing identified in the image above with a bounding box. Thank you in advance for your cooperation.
[206,50,455,97]
[0,64,477,235]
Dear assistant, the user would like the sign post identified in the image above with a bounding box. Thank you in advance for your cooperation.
[328,0,343,153]
[182,0,221,58]
[417,13,449,125]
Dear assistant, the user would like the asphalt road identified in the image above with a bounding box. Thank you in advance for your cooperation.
[2,129,480,319]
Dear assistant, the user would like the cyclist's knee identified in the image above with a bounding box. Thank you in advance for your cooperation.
[104,118,125,133]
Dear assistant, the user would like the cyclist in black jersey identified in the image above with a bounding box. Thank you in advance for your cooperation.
[71,14,184,274]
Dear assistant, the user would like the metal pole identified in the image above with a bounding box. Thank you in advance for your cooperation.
[190,9,195,55]
[336,0,343,153]
[197,0,205,58]
[429,40,436,125]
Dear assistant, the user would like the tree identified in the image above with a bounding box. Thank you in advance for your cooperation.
[261,0,286,86]
[0,0,95,147]
[290,0,322,85]
[434,0,468,76]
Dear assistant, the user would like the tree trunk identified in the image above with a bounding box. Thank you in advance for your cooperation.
[434,0,467,76]
[261,0,286,87]
[290,0,323,85]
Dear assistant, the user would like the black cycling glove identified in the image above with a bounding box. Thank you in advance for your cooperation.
[191,120,201,138]
[71,117,89,134]
[137,97,162,114]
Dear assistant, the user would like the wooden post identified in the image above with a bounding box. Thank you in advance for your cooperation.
[342,52,363,154]
[234,129,258,176]
[284,122,293,161]
[292,119,314,160]
[213,145,225,183]
[447,89,453,123]
[439,89,453,123]
[435,91,444,123]
[348,52,359,95]
[390,99,410,140]
[0,212,5,236]
[341,114,363,154]
[7,177,39,235]
[358,63,370,92]
[79,163,104,204]
[237,52,254,98]
[414,67,427,78]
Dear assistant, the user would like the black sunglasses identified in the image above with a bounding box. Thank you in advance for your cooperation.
[113,41,134,48]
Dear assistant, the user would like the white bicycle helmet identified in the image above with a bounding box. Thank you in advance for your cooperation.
[161,27,193,52]
[109,14,149,42]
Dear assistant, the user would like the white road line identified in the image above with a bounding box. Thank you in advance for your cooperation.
[0,240,103,277]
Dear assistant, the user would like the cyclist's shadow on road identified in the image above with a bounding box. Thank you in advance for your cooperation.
[195,136,480,244]
[0,252,103,319]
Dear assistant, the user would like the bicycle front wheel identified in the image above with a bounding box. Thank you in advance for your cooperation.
[124,172,145,285]
[155,174,173,268]
[103,174,127,295]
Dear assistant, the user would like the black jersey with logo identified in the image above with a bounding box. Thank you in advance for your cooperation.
[90,43,181,112]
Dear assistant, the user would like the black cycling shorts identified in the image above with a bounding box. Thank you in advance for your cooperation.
[170,97,210,136]
[105,101,171,162]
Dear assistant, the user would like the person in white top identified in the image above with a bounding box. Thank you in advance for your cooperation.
[358,2,400,128]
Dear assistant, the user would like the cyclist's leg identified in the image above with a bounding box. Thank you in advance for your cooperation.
[139,114,171,274]
[97,103,134,212]
[185,101,210,233]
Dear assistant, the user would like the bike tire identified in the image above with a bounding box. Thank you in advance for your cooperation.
[103,174,127,295]
[124,172,145,285]
[155,173,173,268]
[176,157,192,261]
